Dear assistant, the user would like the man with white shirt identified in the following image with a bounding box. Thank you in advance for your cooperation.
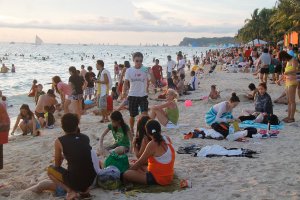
[177,53,186,75]
[166,55,176,78]
[122,52,149,132]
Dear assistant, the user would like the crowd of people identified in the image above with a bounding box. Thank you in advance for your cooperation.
[0,42,299,199]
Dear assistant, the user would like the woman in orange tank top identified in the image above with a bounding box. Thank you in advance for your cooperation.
[123,120,175,186]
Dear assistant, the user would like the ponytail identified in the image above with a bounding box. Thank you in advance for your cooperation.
[146,120,163,145]
[230,92,240,103]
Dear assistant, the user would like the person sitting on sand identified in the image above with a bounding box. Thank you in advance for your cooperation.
[205,93,240,126]
[133,116,151,159]
[209,85,220,100]
[149,89,179,127]
[35,89,58,127]
[46,113,96,200]
[11,104,40,136]
[28,79,38,97]
[242,83,273,123]
[123,120,175,186]
[191,59,199,72]
[245,83,258,100]
[52,76,72,113]
[99,111,133,155]
[274,91,288,105]
[177,74,185,96]
[186,71,198,91]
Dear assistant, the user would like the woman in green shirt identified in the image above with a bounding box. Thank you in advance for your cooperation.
[99,111,133,155]
[149,89,179,127]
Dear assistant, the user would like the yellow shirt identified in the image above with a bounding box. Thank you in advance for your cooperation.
[191,65,199,72]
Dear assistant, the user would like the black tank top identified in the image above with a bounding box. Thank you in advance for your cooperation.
[59,133,96,192]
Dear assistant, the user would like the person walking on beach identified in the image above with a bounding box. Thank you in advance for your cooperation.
[0,103,10,170]
[95,60,112,123]
[68,66,84,118]
[255,48,271,83]
[114,61,119,80]
[177,53,185,76]
[84,66,96,100]
[122,52,149,133]
[166,55,176,79]
[152,59,163,93]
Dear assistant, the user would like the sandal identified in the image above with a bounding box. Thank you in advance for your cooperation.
[284,118,295,123]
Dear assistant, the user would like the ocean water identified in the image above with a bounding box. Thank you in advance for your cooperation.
[0,43,211,119]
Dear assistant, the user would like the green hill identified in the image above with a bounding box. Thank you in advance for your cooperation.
[179,37,237,47]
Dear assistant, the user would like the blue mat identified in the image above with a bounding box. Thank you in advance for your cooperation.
[239,120,284,130]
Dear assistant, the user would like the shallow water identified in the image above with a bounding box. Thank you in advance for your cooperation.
[0,43,212,118]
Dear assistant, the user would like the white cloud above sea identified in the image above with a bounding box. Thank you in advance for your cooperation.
[0,0,276,44]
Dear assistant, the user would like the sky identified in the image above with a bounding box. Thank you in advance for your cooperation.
[0,0,276,45]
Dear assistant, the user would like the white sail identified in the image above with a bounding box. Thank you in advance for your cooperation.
[35,35,43,45]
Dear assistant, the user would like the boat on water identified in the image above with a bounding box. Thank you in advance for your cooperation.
[35,35,43,45]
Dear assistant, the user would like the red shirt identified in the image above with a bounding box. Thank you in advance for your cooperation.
[245,49,252,58]
[152,65,162,80]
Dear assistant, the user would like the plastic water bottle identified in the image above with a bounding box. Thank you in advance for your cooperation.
[229,124,234,135]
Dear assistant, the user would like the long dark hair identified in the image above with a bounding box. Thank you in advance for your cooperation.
[52,76,62,93]
[136,116,151,149]
[278,51,293,61]
[146,120,163,145]
[110,111,128,136]
[230,92,240,103]
[20,104,34,118]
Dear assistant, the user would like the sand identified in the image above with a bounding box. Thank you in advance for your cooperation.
[1,67,300,200]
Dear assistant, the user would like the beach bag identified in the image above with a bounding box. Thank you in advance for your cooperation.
[97,166,121,190]
[211,122,229,137]
[262,114,280,125]
[104,152,129,173]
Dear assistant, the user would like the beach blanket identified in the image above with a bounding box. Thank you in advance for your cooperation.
[195,145,257,158]
[239,120,284,130]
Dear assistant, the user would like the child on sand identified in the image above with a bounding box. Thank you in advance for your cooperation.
[245,83,258,100]
[209,85,220,100]
[35,84,45,105]
[28,79,38,97]
[123,120,175,186]
[149,89,179,127]
[187,71,198,91]
[44,106,55,129]
[133,116,151,159]
[11,104,40,136]
[99,111,133,155]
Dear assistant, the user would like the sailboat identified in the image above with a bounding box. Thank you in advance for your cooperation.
[35,35,43,45]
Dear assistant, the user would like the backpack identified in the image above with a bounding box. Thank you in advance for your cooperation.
[211,122,229,137]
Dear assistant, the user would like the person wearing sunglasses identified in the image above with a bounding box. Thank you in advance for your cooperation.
[122,52,150,134]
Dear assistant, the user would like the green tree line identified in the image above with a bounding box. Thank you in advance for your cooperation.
[235,0,300,45]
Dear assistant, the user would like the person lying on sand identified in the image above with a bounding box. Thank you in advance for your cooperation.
[274,91,288,105]
[99,111,133,156]
[149,89,179,127]
[11,104,40,136]
[122,120,175,186]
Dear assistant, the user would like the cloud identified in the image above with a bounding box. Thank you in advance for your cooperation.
[135,9,158,21]
[0,16,240,34]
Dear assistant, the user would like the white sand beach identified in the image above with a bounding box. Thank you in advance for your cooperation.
[1,68,300,200]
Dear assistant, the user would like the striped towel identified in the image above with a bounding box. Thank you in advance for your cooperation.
[205,107,233,126]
